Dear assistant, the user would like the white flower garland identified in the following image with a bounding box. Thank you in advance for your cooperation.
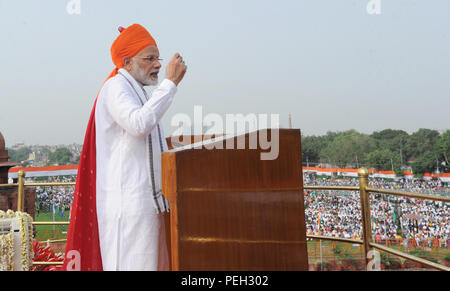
[0,210,34,271]
[0,232,14,271]
[15,212,34,271]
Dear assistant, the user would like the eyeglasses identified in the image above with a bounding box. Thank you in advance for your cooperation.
[134,56,163,63]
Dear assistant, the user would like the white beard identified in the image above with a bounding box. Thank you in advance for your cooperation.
[130,62,158,86]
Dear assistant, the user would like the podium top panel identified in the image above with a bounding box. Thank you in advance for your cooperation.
[166,128,301,153]
[162,128,303,191]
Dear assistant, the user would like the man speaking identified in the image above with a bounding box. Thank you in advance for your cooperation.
[64,24,187,271]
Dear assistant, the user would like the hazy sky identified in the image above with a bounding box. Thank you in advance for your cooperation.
[0,0,449,146]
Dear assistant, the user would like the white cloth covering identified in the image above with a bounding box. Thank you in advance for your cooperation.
[95,68,176,270]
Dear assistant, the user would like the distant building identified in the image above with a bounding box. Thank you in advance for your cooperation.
[27,152,35,161]
[11,143,26,150]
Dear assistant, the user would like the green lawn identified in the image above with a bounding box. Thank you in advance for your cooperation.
[307,239,449,270]
[34,211,70,241]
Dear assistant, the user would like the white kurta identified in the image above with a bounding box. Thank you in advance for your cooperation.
[95,68,177,271]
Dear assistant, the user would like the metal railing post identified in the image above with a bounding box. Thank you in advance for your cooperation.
[17,170,25,212]
[358,168,372,270]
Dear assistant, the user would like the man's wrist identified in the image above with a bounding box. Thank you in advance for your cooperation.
[165,78,178,87]
[161,78,178,92]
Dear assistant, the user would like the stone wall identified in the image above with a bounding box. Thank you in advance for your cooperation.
[0,187,36,218]
[0,168,9,184]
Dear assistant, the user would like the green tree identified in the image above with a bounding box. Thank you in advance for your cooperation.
[40,148,51,159]
[371,129,408,164]
[362,149,401,172]
[404,129,440,161]
[371,129,408,147]
[411,151,437,175]
[301,131,338,166]
[435,130,450,172]
[48,148,73,165]
[301,128,450,173]
[6,147,31,162]
[319,130,376,167]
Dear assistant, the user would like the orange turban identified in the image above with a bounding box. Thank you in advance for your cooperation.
[108,24,157,78]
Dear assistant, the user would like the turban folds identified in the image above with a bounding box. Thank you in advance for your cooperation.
[109,24,158,77]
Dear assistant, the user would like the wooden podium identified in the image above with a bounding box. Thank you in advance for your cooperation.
[162,129,308,270]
